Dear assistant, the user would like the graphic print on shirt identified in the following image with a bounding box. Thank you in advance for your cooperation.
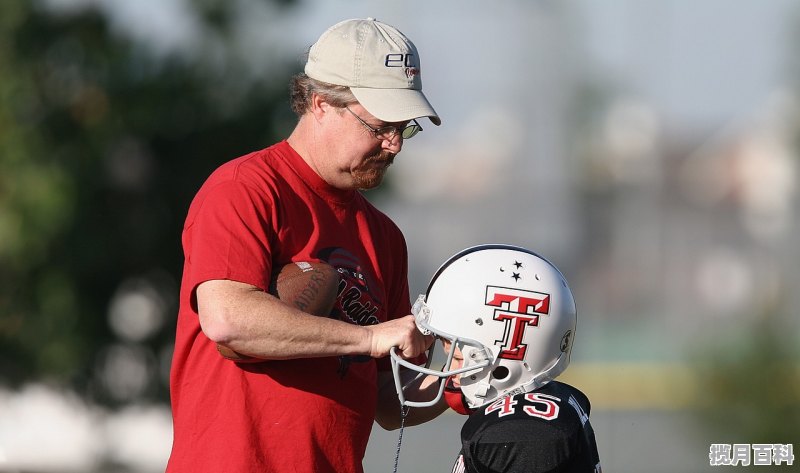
[318,247,383,377]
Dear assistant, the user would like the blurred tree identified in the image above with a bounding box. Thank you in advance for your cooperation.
[692,309,800,444]
[0,0,297,406]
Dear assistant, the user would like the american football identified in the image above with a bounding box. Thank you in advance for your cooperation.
[216,261,341,362]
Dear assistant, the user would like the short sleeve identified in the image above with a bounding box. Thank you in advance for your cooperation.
[184,180,276,293]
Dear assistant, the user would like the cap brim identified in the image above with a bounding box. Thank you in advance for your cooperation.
[351,87,441,126]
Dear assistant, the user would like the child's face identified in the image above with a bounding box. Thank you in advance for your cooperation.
[441,340,465,387]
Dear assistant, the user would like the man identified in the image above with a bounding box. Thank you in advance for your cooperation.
[391,244,602,472]
[166,18,447,473]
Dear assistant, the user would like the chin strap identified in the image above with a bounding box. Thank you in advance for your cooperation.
[392,405,410,473]
[444,377,474,415]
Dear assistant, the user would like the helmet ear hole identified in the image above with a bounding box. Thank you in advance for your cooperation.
[492,366,510,381]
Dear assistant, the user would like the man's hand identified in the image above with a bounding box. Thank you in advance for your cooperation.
[365,315,434,359]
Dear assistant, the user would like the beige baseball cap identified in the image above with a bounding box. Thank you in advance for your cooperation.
[305,18,441,126]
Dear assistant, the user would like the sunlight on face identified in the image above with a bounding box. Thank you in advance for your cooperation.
[341,104,401,190]
[441,339,464,386]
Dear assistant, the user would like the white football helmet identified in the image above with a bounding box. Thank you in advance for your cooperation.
[391,244,577,409]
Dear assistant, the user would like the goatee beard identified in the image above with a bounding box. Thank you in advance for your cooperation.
[353,151,395,190]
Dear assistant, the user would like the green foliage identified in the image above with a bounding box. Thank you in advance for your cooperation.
[691,311,800,444]
[0,0,296,405]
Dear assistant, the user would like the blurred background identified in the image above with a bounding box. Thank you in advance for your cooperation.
[1,0,799,471]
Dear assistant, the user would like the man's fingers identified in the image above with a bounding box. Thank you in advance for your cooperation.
[400,333,433,359]
[370,315,435,358]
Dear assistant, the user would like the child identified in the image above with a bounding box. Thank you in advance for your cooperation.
[391,244,602,472]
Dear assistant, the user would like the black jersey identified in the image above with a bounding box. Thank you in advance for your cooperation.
[451,381,601,473]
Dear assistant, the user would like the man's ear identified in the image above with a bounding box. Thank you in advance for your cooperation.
[309,93,330,121]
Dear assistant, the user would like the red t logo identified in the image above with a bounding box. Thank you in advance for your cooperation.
[486,286,551,360]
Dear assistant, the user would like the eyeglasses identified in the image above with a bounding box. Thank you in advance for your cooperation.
[345,107,423,140]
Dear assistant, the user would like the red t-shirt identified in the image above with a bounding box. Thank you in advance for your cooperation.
[166,141,412,473]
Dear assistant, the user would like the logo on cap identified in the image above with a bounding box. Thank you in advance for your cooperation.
[385,53,420,79]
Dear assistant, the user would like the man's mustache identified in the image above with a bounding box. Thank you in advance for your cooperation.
[368,151,396,166]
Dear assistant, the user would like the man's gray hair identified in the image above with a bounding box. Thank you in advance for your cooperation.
[290,73,357,117]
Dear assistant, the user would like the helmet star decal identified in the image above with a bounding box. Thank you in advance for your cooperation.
[500,260,524,281]
[500,260,524,280]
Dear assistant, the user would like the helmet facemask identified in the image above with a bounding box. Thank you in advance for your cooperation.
[390,295,492,408]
